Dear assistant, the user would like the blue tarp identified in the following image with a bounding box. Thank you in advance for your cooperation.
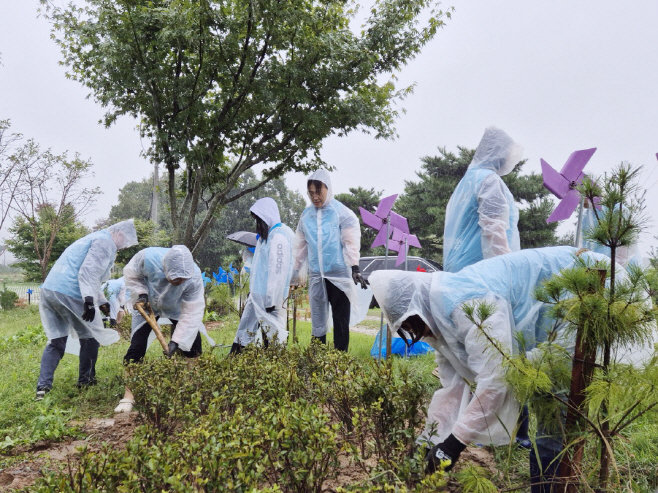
[370,326,434,359]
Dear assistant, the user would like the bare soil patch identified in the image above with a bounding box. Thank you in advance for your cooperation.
[0,412,139,492]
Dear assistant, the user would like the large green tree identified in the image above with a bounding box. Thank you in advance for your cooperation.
[396,146,559,263]
[44,0,449,253]
[7,204,89,282]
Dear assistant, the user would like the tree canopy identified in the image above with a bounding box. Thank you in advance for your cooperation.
[396,146,559,263]
[44,0,449,254]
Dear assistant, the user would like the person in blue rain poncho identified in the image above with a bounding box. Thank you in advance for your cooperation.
[35,219,138,400]
[101,277,128,327]
[443,126,523,273]
[369,246,625,493]
[292,169,370,352]
[114,245,214,413]
[230,198,294,353]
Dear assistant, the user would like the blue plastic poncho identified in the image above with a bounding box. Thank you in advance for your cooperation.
[369,246,611,447]
[102,277,127,320]
[234,198,294,346]
[124,245,214,352]
[443,127,523,273]
[293,170,371,337]
[39,219,138,354]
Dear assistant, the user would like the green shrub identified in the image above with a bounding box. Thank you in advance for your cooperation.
[0,324,46,351]
[33,342,437,492]
[0,288,18,310]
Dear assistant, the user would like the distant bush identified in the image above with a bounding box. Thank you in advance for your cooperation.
[33,342,443,492]
[0,288,18,310]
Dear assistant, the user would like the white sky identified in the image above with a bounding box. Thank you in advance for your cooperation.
[1,0,657,259]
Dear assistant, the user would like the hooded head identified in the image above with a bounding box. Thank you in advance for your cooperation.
[250,197,281,229]
[106,219,138,250]
[162,245,196,283]
[469,126,524,177]
[307,169,334,207]
[369,270,437,337]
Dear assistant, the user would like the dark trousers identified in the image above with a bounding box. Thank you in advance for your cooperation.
[325,279,351,352]
[37,336,100,391]
[529,427,563,493]
[124,319,202,365]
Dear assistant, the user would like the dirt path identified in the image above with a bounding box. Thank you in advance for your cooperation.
[0,412,139,491]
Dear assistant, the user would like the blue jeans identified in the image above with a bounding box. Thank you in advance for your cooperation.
[36,336,100,391]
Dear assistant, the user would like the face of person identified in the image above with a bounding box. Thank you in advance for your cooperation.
[307,183,327,208]
[168,278,186,286]
[252,213,269,241]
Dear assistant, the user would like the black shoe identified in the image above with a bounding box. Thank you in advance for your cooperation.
[35,390,47,401]
[516,437,532,449]
[76,379,98,389]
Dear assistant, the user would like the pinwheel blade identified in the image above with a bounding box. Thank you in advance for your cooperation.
[391,227,405,242]
[560,148,597,182]
[371,226,391,248]
[395,249,406,267]
[408,234,422,249]
[374,194,398,219]
[386,239,401,252]
[389,212,409,233]
[360,207,383,230]
[547,188,581,223]
[541,159,570,199]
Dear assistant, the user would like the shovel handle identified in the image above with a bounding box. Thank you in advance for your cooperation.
[135,303,169,352]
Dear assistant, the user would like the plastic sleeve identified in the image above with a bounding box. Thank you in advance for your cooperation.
[451,298,514,444]
[292,218,308,284]
[78,238,116,302]
[169,277,205,352]
[339,207,361,267]
[123,250,149,305]
[477,174,511,259]
[266,234,291,308]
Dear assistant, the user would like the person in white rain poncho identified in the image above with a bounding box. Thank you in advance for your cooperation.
[101,277,128,327]
[35,219,138,400]
[231,198,294,353]
[369,246,617,491]
[443,126,523,273]
[293,169,370,352]
[114,245,214,413]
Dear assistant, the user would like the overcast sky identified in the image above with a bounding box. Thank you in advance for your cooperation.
[1,0,657,259]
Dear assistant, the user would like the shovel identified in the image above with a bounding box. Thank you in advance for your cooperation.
[134,302,169,352]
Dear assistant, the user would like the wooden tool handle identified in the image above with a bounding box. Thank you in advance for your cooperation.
[135,303,169,352]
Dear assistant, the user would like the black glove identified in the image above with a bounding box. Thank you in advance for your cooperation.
[135,293,150,311]
[165,341,179,358]
[351,265,369,289]
[82,296,96,322]
[266,306,276,313]
[425,434,466,473]
[99,302,111,316]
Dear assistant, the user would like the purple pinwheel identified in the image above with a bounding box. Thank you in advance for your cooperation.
[541,148,597,223]
[387,228,422,267]
[359,194,408,248]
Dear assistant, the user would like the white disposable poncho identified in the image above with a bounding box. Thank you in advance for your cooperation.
[369,246,612,447]
[102,277,126,320]
[293,169,371,336]
[124,245,214,352]
[443,127,523,273]
[234,198,294,346]
[39,219,138,354]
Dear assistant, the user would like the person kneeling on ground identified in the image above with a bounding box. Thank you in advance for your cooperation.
[114,245,213,413]
[369,246,614,493]
[230,197,294,354]
[35,219,138,400]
